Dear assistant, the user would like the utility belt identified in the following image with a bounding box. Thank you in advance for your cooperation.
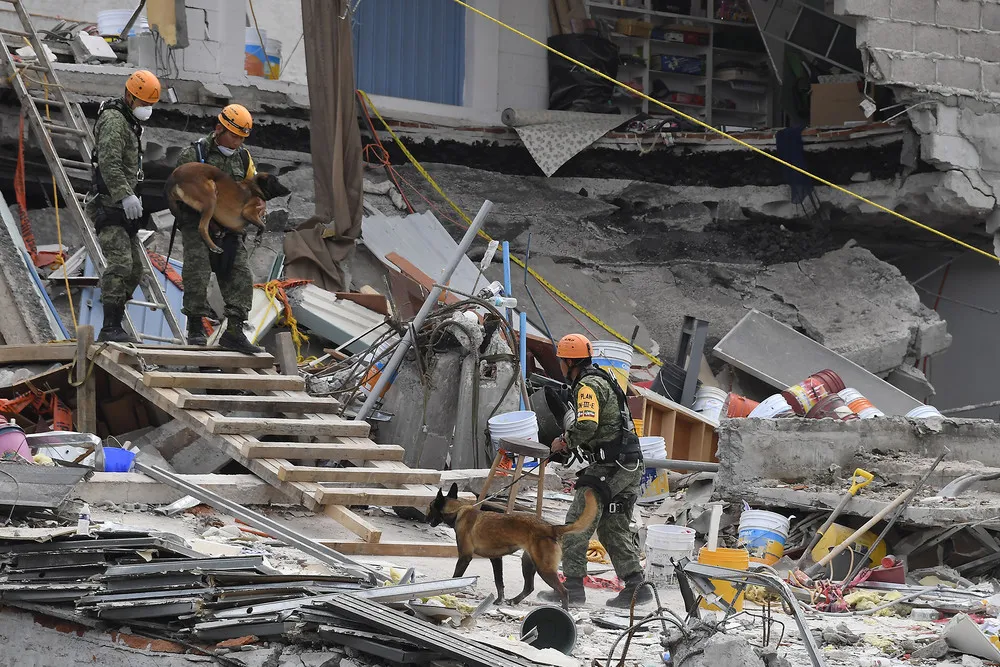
[91,200,144,236]
[583,446,642,466]
[576,472,639,515]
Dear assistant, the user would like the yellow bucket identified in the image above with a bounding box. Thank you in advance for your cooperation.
[811,523,886,568]
[633,418,644,437]
[697,547,749,612]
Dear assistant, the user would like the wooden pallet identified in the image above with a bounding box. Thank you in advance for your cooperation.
[87,339,463,554]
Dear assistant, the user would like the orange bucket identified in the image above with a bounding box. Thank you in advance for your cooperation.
[725,393,759,418]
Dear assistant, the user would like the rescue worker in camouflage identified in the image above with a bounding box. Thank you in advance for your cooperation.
[538,333,653,608]
[173,103,261,354]
[88,70,160,343]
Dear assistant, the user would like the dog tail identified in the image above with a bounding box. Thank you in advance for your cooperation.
[554,489,599,537]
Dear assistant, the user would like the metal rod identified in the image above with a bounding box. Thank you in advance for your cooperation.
[941,399,1000,415]
[502,240,512,326]
[643,458,719,473]
[354,200,493,421]
[518,311,527,411]
[116,0,147,41]
[135,462,385,583]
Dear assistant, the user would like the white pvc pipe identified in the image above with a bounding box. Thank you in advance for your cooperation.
[707,503,723,552]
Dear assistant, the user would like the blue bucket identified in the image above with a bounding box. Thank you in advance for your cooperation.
[101,447,136,473]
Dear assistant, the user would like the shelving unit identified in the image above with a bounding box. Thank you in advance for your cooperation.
[584,0,775,128]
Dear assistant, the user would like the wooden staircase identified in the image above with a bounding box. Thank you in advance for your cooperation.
[90,339,463,556]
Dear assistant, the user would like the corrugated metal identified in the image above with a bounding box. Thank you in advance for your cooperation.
[288,284,391,355]
[352,0,466,106]
[80,256,186,345]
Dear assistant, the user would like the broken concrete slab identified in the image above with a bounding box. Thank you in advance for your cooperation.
[76,473,290,506]
[130,420,233,474]
[713,309,925,415]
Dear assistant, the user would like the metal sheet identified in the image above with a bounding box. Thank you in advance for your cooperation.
[100,556,269,577]
[713,310,922,416]
[0,463,90,509]
[288,284,390,355]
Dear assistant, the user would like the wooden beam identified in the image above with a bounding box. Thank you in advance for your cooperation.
[142,372,305,391]
[109,348,275,369]
[0,342,75,365]
[206,416,370,438]
[324,505,382,543]
[318,540,459,558]
[75,326,96,435]
[277,465,440,485]
[173,393,340,413]
[314,487,472,507]
[275,331,298,376]
[242,442,405,461]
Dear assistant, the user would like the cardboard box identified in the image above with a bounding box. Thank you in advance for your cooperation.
[810,82,868,127]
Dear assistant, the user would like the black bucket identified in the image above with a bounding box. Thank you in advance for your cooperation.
[651,360,701,406]
[521,605,577,654]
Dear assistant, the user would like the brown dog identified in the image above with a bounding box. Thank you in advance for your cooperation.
[165,162,290,254]
[427,483,598,610]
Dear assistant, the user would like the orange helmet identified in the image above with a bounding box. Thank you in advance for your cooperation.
[218,103,253,137]
[125,70,160,104]
[556,334,593,359]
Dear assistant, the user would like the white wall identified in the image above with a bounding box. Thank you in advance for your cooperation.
[496,0,550,110]
[242,0,308,85]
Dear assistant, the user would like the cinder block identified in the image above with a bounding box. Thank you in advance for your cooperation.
[961,31,1000,61]
[920,132,981,170]
[984,3,1000,31]
[891,55,937,85]
[858,20,913,50]
[891,0,935,22]
[936,103,962,135]
[913,25,960,56]
[834,0,891,18]
[983,62,1000,93]
[937,58,983,91]
[936,0,983,29]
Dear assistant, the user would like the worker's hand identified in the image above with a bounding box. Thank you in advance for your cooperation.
[122,194,143,221]
[551,436,568,454]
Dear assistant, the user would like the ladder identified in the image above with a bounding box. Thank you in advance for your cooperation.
[0,0,185,344]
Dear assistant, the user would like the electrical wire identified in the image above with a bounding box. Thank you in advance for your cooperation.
[0,467,21,526]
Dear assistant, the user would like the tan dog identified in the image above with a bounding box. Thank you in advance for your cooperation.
[165,162,289,254]
[427,483,598,610]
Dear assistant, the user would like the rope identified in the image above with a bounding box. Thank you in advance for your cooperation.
[252,279,313,362]
[357,89,663,366]
[452,0,1000,265]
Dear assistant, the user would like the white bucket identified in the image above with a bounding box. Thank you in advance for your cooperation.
[645,524,696,584]
[748,393,793,419]
[97,10,149,37]
[907,405,943,419]
[487,410,539,448]
[638,436,670,504]
[692,386,727,422]
[738,509,791,565]
[245,27,269,78]
[839,388,862,404]
[592,340,633,391]
[265,38,282,80]
[857,406,885,419]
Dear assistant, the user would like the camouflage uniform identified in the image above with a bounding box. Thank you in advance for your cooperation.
[561,369,644,581]
[87,98,145,308]
[174,134,254,322]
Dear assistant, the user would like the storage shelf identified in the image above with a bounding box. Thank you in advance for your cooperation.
[712,107,767,116]
[586,1,758,28]
[714,46,769,57]
[649,69,707,80]
[649,37,709,50]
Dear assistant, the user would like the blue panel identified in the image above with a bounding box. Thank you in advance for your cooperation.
[353,0,465,106]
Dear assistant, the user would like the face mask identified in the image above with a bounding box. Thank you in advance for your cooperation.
[132,105,153,121]
[217,145,236,156]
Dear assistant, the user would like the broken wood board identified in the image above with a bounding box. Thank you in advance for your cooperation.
[243,442,405,461]
[319,540,459,558]
[142,371,305,391]
[108,347,275,369]
[278,465,439,485]
[173,392,341,413]
[205,415,370,438]
[0,343,75,365]
[324,505,382,543]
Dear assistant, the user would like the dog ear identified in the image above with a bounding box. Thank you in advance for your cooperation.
[257,173,291,200]
[447,483,458,499]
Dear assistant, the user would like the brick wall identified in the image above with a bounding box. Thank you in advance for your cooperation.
[835,0,1000,98]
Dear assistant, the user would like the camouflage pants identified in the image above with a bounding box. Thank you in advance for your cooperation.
[562,461,644,580]
[98,225,144,308]
[180,224,253,322]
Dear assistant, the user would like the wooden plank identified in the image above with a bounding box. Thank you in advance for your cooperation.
[318,541,458,558]
[174,393,341,413]
[243,441,405,461]
[110,348,275,369]
[278,465,440,485]
[75,325,96,435]
[0,342,75,365]
[142,372,305,391]
[275,331,298,376]
[206,416,370,438]
[314,486,474,507]
[384,252,460,305]
[324,505,382,543]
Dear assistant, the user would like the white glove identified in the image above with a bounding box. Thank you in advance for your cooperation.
[122,194,142,221]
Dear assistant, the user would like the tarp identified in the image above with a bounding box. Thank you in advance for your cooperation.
[501,108,634,177]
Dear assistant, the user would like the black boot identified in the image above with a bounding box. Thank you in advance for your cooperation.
[606,572,654,608]
[537,577,586,607]
[219,321,263,354]
[186,317,208,346]
[97,305,133,343]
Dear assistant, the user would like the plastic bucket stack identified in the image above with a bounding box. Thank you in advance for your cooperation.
[487,411,539,449]
[725,393,759,418]
[638,436,670,504]
[806,393,859,421]
[737,510,791,565]
[97,10,149,38]
[749,394,794,418]
[839,388,885,419]
[907,405,944,419]
[645,525,696,584]
[697,547,749,611]
[592,340,633,391]
[692,386,727,423]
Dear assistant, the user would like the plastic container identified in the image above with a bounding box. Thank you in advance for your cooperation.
[520,606,577,654]
[748,393,794,419]
[651,360,699,405]
[645,525,696,584]
[592,340,634,391]
[738,510,790,565]
[0,419,31,463]
[839,388,886,419]
[725,393,759,418]
[906,405,943,419]
[638,436,670,504]
[811,523,886,567]
[692,386,727,423]
[782,375,829,415]
[487,411,539,448]
[813,369,846,393]
[97,10,149,38]
[245,27,269,78]
[806,394,859,421]
[697,547,749,611]
[99,447,136,473]
[265,37,281,79]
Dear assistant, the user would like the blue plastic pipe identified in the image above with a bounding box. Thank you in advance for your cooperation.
[519,311,527,410]
[502,241,513,325]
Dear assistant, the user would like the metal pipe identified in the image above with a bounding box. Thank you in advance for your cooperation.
[518,311,527,410]
[502,240,512,325]
[643,458,719,473]
[117,0,147,41]
[354,200,494,421]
